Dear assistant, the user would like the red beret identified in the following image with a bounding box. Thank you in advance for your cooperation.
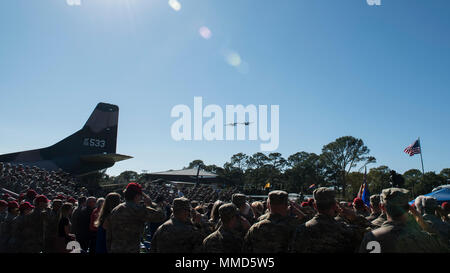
[0,200,8,207]
[35,195,50,203]
[67,197,76,204]
[301,202,309,207]
[442,202,449,211]
[8,201,19,209]
[353,198,365,208]
[125,182,142,194]
[26,189,37,197]
[20,202,34,210]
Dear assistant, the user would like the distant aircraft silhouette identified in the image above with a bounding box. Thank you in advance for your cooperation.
[225,122,253,127]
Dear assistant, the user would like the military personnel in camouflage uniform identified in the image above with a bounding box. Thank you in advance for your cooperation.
[243,191,305,253]
[10,201,36,252]
[44,199,63,253]
[232,193,255,225]
[19,195,49,253]
[290,187,362,253]
[0,201,19,253]
[151,197,206,253]
[419,196,449,246]
[366,194,381,222]
[0,200,7,224]
[203,203,245,253]
[107,183,166,253]
[359,188,448,253]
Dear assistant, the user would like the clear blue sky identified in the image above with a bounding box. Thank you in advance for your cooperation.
[1,0,449,176]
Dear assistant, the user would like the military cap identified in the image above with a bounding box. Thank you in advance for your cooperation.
[52,199,63,206]
[442,202,450,211]
[0,200,8,207]
[268,190,289,205]
[8,201,19,209]
[353,197,365,208]
[35,195,50,203]
[218,203,239,223]
[124,182,142,194]
[381,188,410,207]
[20,202,34,211]
[313,187,336,204]
[173,197,191,212]
[369,194,381,206]
[232,193,247,207]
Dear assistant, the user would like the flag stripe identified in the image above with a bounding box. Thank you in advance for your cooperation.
[404,139,421,156]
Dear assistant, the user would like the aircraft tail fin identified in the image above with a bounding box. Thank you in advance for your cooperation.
[48,103,120,156]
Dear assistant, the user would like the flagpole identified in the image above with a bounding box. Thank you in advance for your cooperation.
[418,137,425,176]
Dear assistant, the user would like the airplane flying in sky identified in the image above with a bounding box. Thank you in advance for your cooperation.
[225,122,253,127]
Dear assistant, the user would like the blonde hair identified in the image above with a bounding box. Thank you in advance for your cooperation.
[94,192,121,228]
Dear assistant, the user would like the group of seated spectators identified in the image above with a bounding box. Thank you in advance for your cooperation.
[0,162,449,253]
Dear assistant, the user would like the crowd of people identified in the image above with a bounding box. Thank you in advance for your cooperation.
[0,162,449,253]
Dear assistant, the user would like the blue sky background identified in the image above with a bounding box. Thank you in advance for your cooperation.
[1,0,449,176]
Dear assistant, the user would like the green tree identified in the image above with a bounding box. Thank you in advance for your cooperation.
[403,169,422,196]
[439,168,450,183]
[320,136,375,198]
[346,172,364,198]
[285,152,324,193]
[186,160,206,169]
[367,166,391,195]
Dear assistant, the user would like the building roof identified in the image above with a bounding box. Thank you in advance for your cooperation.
[148,168,218,178]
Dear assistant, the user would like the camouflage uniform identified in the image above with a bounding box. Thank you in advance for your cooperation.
[290,188,361,253]
[419,196,450,247]
[422,214,449,243]
[150,198,205,253]
[107,201,166,253]
[16,209,48,253]
[257,212,270,222]
[359,188,448,253]
[44,208,61,253]
[359,219,447,253]
[371,212,387,228]
[366,195,381,222]
[203,203,244,253]
[232,194,255,224]
[0,213,17,252]
[243,191,302,253]
[203,226,243,253]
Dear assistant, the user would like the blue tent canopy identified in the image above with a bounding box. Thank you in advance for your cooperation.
[409,187,450,205]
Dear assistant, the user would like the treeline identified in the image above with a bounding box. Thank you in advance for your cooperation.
[108,136,449,199]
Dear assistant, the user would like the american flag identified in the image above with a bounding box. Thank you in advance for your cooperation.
[404,139,421,156]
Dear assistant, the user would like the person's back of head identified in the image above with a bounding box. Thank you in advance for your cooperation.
[78,196,87,208]
[172,197,191,222]
[313,187,337,216]
[218,203,239,229]
[96,198,105,209]
[370,194,381,212]
[381,188,410,221]
[210,200,224,222]
[268,190,289,216]
[231,194,247,210]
